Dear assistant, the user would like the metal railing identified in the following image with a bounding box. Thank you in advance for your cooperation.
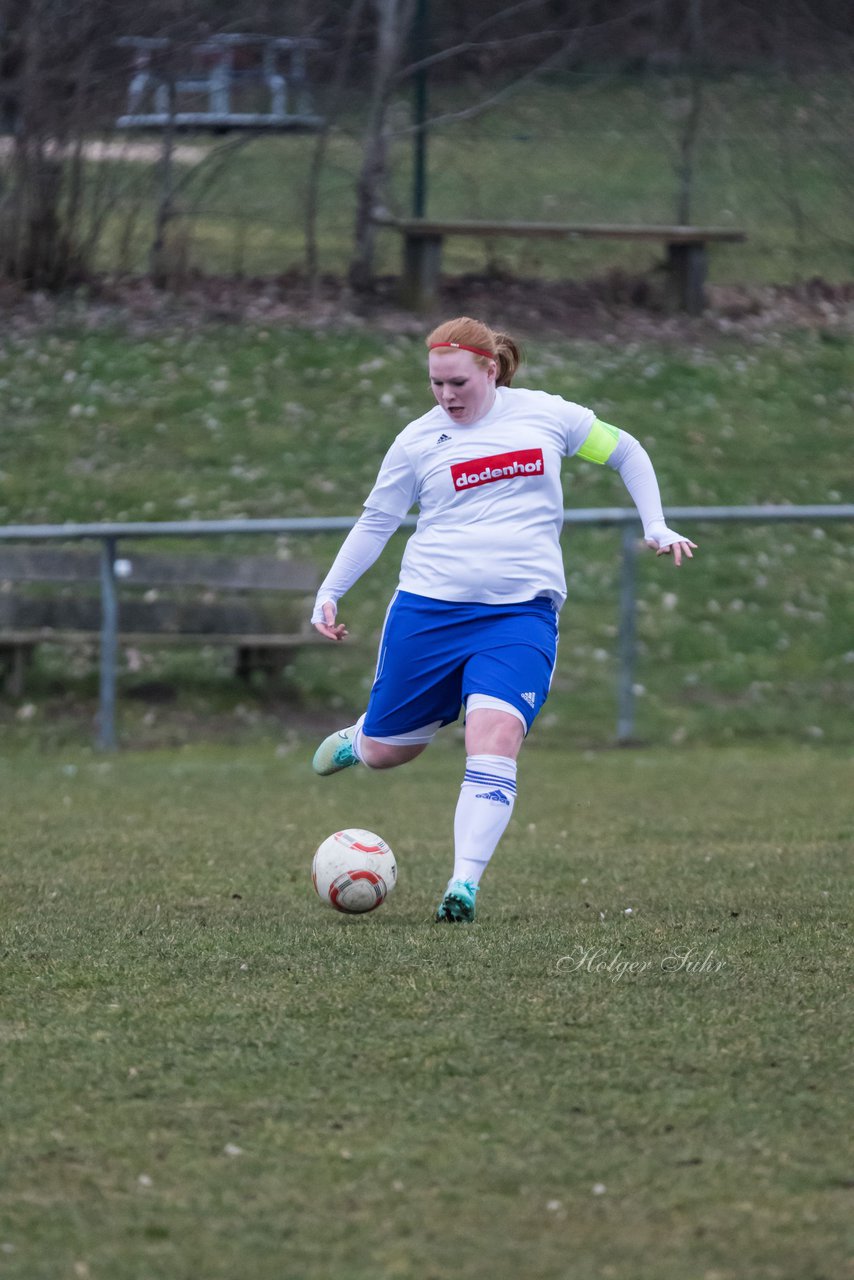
[2,503,852,749]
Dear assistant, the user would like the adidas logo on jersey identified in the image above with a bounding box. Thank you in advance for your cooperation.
[475,788,511,805]
[521,691,536,708]
[436,432,452,445]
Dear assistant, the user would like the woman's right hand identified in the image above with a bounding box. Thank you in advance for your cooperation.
[313,600,349,642]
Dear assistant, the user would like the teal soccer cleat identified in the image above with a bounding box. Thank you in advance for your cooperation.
[312,725,360,776]
[435,877,479,923]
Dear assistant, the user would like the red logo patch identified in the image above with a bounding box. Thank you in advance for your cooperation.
[451,448,545,491]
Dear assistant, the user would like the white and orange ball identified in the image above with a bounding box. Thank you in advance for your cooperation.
[311,829,397,914]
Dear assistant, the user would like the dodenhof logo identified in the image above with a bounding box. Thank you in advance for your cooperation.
[451,448,545,491]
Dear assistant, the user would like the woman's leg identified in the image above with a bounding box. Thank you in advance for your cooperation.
[313,714,440,775]
[437,609,558,921]
[357,738,427,769]
[437,602,556,923]
[436,707,527,922]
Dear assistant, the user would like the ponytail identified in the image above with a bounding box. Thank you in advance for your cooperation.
[492,332,522,387]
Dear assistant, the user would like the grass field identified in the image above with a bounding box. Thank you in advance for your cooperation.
[1,740,851,1279]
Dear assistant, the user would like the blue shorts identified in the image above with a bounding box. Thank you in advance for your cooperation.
[362,590,559,739]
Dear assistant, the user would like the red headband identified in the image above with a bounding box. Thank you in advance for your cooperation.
[429,342,494,360]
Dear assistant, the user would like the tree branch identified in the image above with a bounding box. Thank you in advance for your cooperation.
[392,34,585,137]
[396,0,665,81]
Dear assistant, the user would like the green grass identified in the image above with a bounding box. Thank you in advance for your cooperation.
[72,72,854,283]
[0,741,850,1278]
[1,319,852,749]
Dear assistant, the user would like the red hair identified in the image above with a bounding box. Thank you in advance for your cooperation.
[426,317,521,387]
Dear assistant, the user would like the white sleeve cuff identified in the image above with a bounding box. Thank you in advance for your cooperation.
[607,433,685,543]
[643,520,688,549]
[311,507,401,624]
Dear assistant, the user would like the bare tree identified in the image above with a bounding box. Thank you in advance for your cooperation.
[0,0,124,288]
[349,0,416,291]
[303,0,369,293]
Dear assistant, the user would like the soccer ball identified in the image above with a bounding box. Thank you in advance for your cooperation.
[311,828,397,914]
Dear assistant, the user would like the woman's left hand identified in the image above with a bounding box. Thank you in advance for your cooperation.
[645,536,697,567]
[313,600,349,641]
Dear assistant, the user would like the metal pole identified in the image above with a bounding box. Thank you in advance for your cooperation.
[412,0,429,217]
[616,525,638,744]
[97,536,119,751]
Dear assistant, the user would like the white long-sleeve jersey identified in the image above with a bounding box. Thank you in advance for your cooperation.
[313,385,685,621]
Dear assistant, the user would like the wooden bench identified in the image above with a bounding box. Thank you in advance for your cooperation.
[373,216,747,315]
[0,546,321,697]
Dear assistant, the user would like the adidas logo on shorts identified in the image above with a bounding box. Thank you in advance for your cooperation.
[521,691,536,708]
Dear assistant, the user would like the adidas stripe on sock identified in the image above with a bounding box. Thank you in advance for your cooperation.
[452,753,517,886]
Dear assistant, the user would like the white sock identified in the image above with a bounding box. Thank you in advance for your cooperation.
[350,714,367,764]
[452,754,517,886]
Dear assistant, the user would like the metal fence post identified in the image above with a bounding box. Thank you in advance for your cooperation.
[97,536,119,751]
[616,524,638,744]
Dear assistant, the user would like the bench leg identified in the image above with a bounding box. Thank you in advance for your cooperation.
[0,644,35,699]
[666,241,707,315]
[399,233,443,312]
[235,645,287,682]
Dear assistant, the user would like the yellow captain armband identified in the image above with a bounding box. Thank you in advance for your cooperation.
[577,418,621,465]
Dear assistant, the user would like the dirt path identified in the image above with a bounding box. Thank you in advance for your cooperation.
[0,138,207,164]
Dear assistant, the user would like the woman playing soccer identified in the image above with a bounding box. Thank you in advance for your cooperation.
[311,316,696,923]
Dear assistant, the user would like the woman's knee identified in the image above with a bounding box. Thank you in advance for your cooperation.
[464,708,526,758]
